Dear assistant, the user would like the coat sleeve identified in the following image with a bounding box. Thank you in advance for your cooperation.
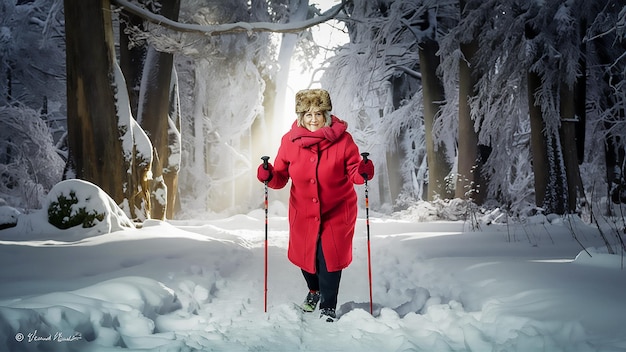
[344,133,366,185]
[267,135,290,189]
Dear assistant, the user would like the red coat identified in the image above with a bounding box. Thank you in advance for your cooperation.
[268,116,365,273]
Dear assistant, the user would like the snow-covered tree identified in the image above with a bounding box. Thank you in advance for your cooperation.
[449,0,487,204]
[585,1,626,207]
[0,106,64,209]
[170,0,279,215]
[0,0,66,212]
[0,0,65,111]
[438,0,626,215]
[64,0,154,222]
[471,0,624,214]
[115,0,345,216]
[321,0,459,208]
[4,0,626,220]
[322,0,625,216]
[118,0,182,220]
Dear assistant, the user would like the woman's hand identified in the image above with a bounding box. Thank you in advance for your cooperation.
[358,159,374,181]
[257,162,274,183]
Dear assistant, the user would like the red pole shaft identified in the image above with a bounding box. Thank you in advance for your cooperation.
[367,237,373,315]
[261,156,270,313]
[360,152,373,315]
[264,181,268,313]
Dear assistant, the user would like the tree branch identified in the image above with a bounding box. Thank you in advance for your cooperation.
[111,0,348,35]
[392,65,422,79]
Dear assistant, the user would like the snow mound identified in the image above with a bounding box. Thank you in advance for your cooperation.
[393,199,471,222]
[0,205,20,229]
[573,247,625,269]
[0,276,182,351]
[0,179,136,241]
[45,179,134,238]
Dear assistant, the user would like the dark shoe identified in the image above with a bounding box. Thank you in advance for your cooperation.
[301,291,320,312]
[320,308,336,322]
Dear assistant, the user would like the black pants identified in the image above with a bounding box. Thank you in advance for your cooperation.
[301,239,342,310]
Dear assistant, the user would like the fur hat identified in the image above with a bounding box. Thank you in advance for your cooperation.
[295,89,332,113]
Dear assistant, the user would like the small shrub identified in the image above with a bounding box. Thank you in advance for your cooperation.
[48,191,105,229]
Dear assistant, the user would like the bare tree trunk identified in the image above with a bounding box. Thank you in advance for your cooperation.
[456,37,482,202]
[119,8,151,221]
[142,48,171,220]
[545,131,568,215]
[64,0,125,203]
[575,21,587,166]
[560,19,588,212]
[559,82,583,213]
[419,39,453,201]
[136,0,181,220]
[386,76,410,206]
[456,0,489,204]
[119,11,146,119]
[386,148,403,206]
[528,71,567,214]
[165,70,182,218]
[527,71,548,208]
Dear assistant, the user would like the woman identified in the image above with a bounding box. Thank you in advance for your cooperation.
[257,89,374,322]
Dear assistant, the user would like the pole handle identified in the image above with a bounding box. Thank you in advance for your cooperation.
[261,156,270,169]
[360,152,370,182]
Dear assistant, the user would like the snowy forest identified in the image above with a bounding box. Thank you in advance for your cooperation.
[2,1,626,351]
[1,0,626,222]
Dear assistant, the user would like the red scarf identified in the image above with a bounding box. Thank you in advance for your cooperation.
[290,115,347,149]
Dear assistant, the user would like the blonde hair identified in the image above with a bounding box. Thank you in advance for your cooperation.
[297,110,332,128]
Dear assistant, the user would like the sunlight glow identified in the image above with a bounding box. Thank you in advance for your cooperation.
[283,0,349,131]
[528,259,574,263]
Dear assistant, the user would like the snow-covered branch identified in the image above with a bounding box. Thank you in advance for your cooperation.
[392,65,422,79]
[111,0,347,35]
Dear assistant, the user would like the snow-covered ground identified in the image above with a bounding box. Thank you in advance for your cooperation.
[0,181,625,352]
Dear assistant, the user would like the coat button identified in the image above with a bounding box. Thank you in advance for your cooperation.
[315,217,320,222]
[312,198,318,203]
[310,179,316,184]
[310,157,316,162]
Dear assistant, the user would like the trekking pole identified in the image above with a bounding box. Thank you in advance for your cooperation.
[360,152,373,315]
[261,155,270,313]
